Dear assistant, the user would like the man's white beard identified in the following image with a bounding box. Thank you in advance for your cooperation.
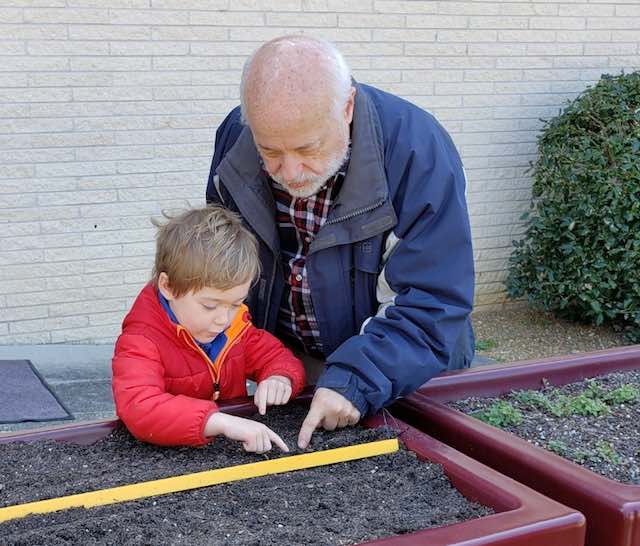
[271,138,351,199]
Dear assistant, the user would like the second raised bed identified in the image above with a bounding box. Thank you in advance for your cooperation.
[393,346,640,546]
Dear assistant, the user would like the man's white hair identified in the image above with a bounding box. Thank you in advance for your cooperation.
[239,35,352,126]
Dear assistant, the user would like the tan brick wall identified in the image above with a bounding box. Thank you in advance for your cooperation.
[1,1,638,342]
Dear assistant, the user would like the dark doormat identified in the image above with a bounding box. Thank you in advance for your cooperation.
[0,360,72,424]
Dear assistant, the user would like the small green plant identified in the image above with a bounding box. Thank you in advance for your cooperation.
[573,449,592,464]
[513,390,555,412]
[595,441,620,464]
[565,392,610,416]
[604,383,640,405]
[475,338,498,352]
[547,439,568,456]
[473,400,523,428]
[547,396,569,417]
[512,378,638,418]
[583,379,604,400]
[530,393,571,417]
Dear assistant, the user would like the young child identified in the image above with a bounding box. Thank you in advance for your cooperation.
[112,206,305,453]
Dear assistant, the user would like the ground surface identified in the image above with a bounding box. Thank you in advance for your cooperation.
[472,305,633,363]
[0,404,492,546]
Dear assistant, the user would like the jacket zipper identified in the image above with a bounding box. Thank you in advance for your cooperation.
[177,324,250,401]
[179,331,220,399]
[208,320,251,398]
[324,199,386,225]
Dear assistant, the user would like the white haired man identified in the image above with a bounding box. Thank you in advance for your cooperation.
[206,36,475,448]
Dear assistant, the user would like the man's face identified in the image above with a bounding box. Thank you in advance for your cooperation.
[249,91,355,199]
[158,273,250,344]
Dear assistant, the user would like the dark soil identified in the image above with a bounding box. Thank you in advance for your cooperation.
[0,403,492,545]
[451,370,640,484]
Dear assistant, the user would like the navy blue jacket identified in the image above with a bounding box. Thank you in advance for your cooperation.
[206,83,475,416]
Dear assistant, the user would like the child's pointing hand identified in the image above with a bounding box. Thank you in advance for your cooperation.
[254,375,293,415]
[205,412,289,453]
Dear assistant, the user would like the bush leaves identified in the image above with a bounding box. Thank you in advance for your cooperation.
[507,72,640,341]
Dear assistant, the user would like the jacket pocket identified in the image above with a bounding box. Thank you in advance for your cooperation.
[352,238,383,331]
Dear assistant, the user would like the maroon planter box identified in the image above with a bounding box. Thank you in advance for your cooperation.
[0,401,585,546]
[392,346,640,546]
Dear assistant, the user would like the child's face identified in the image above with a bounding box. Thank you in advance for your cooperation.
[158,273,251,344]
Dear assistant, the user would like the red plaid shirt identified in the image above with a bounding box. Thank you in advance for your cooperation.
[270,171,346,354]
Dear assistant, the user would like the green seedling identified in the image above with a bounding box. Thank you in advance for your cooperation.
[604,384,639,405]
[573,449,591,464]
[508,378,638,419]
[513,390,555,412]
[584,379,604,400]
[547,439,568,456]
[595,441,620,464]
[473,400,523,428]
[565,392,610,416]
[512,389,568,416]
[547,394,570,417]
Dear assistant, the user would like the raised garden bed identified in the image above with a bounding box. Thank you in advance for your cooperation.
[452,369,639,484]
[392,346,640,546]
[0,399,585,545]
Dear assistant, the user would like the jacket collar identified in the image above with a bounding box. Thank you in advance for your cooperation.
[215,125,279,253]
[215,82,396,252]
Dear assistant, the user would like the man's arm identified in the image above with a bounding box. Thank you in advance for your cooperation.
[317,119,475,417]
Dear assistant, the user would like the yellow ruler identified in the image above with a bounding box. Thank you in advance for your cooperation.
[0,438,398,523]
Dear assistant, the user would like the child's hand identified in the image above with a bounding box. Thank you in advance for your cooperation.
[205,412,289,453]
[254,375,292,415]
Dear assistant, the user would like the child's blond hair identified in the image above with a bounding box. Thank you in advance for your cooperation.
[152,205,259,297]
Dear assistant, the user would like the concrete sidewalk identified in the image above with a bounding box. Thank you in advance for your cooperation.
[0,344,115,433]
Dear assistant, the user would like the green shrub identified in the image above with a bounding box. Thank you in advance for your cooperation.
[507,72,640,341]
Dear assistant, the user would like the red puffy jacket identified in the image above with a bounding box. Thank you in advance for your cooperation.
[112,283,305,446]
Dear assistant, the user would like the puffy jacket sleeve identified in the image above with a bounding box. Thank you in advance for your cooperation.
[241,325,306,397]
[112,333,218,447]
[317,112,474,416]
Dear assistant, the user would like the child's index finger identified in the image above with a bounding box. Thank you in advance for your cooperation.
[268,429,289,452]
[253,387,266,415]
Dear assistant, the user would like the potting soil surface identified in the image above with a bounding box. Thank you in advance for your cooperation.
[0,403,493,545]
[451,369,640,484]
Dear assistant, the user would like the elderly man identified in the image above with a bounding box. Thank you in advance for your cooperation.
[206,36,475,448]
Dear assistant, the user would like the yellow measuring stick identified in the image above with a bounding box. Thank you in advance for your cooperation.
[0,438,398,523]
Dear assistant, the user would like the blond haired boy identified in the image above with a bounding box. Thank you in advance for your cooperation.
[112,206,305,452]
